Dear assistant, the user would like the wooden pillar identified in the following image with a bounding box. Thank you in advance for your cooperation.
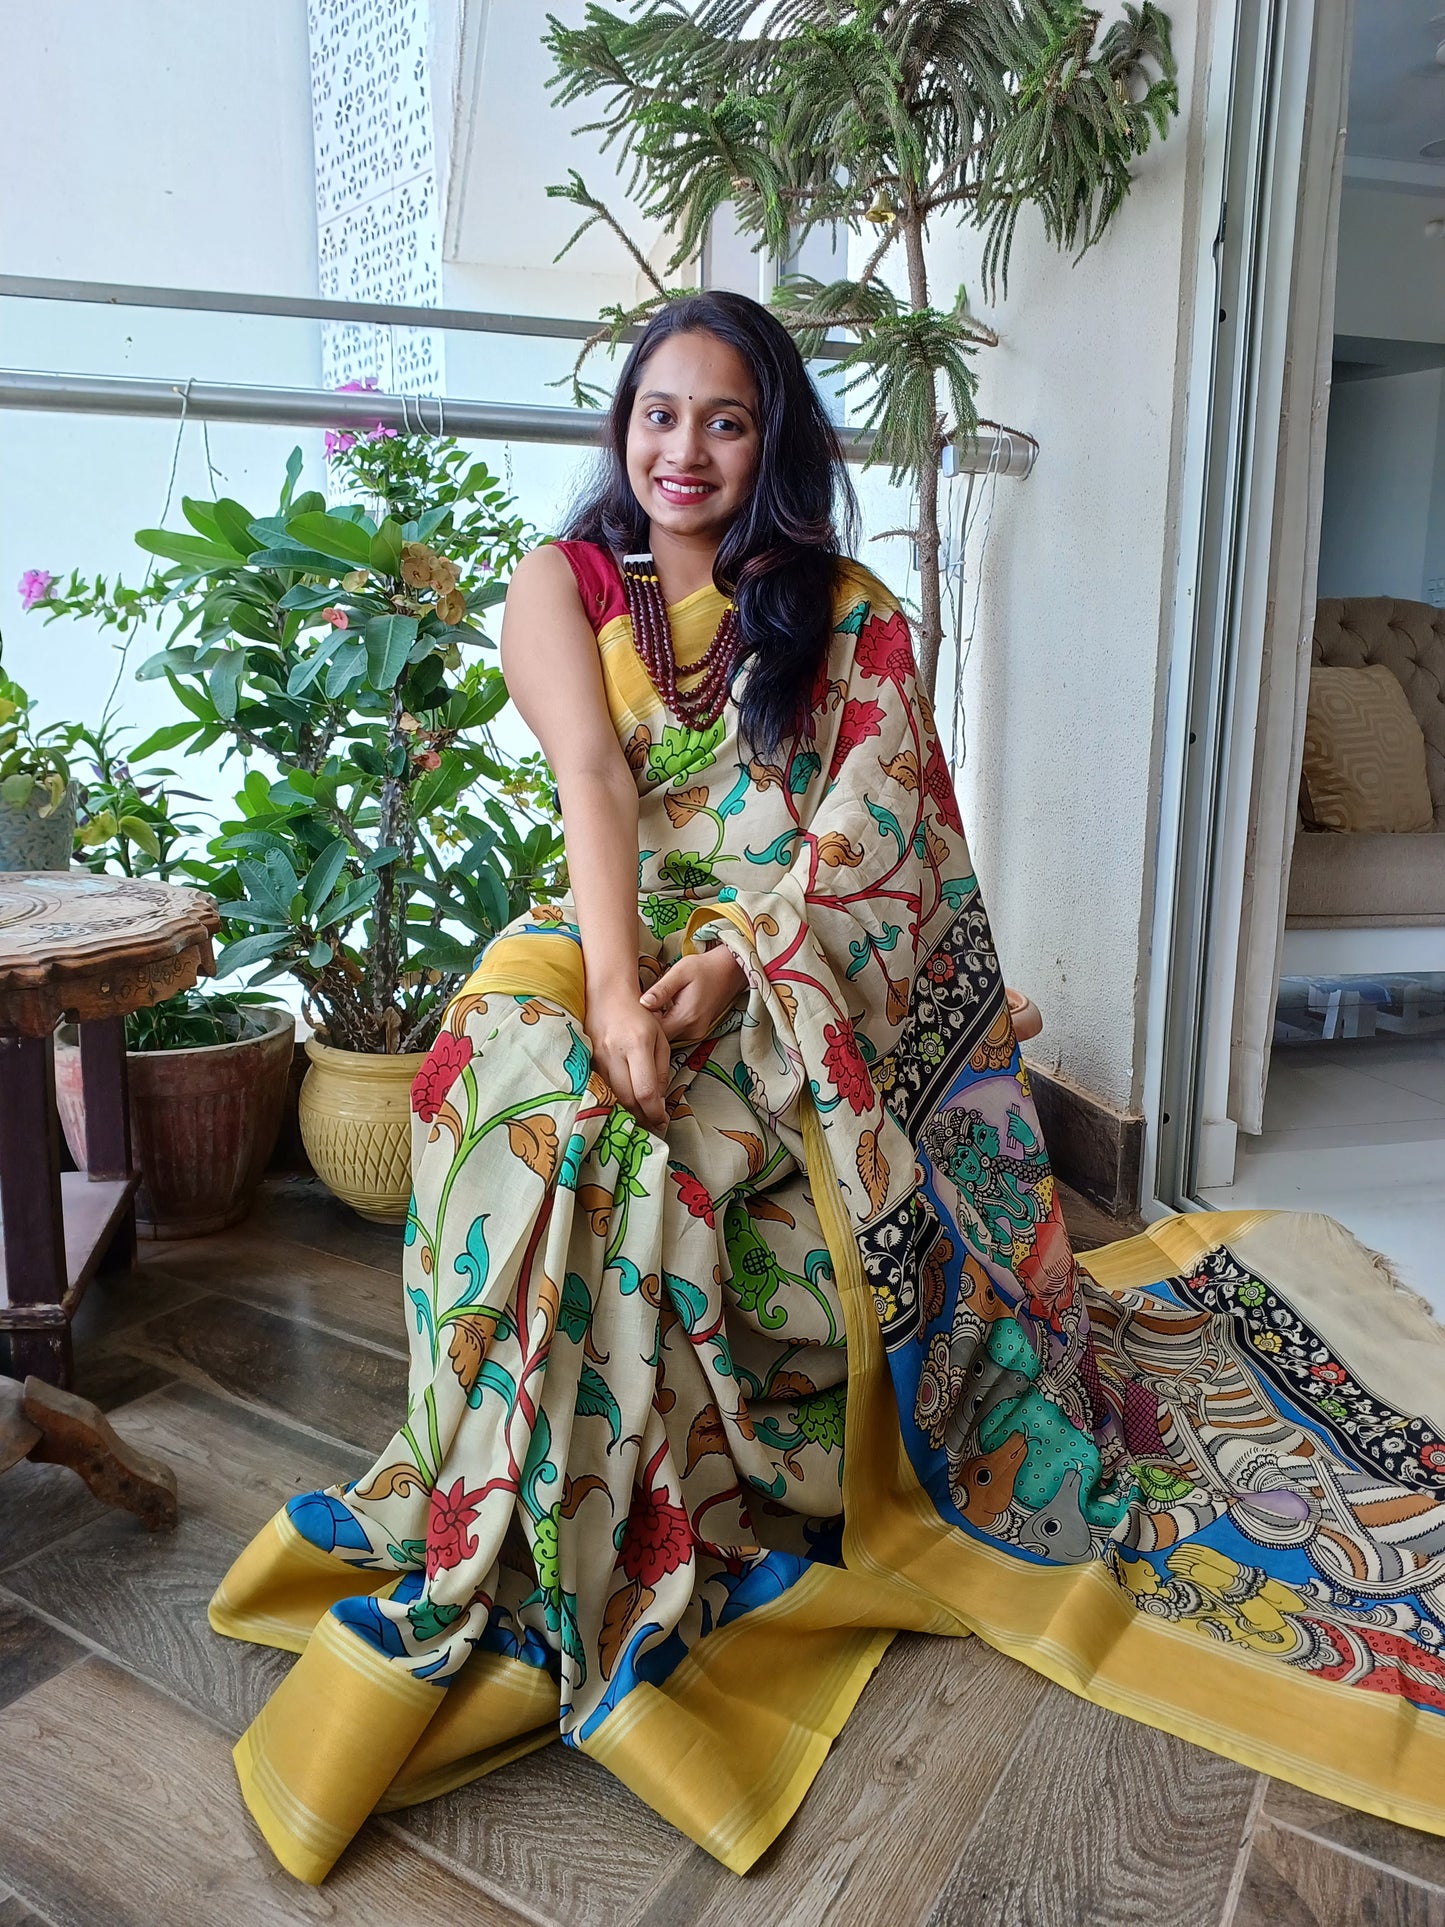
[79,1015,136,1272]
[0,1032,72,1386]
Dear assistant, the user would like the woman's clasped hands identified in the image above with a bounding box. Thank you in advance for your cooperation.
[587,944,746,1134]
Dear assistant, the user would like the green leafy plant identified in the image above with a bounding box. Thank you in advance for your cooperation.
[32,432,565,1054]
[544,0,1178,694]
[71,712,210,880]
[123,986,282,1052]
[0,646,77,815]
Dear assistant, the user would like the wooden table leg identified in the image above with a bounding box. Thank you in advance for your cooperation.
[0,1032,72,1387]
[80,1014,136,1273]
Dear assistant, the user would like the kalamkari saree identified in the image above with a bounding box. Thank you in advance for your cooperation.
[212,546,1445,1883]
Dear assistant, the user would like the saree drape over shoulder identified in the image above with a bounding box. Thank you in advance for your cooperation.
[213,547,1445,1882]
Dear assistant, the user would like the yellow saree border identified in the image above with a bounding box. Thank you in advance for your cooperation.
[808,1110,1445,1841]
[214,1511,565,1881]
[460,931,585,1021]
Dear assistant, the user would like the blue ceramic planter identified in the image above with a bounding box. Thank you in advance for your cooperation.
[0,782,76,871]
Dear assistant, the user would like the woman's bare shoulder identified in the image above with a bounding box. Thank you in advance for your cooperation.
[507,541,580,597]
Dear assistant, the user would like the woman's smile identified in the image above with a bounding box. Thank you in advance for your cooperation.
[624,329,761,549]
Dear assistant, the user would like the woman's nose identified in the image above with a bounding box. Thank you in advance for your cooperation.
[667,419,709,468]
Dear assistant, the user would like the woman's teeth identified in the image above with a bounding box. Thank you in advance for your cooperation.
[656,478,716,500]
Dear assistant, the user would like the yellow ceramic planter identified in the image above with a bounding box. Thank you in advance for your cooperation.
[298,1037,426,1223]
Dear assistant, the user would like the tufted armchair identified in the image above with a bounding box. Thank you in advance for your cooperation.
[1288,597,1445,927]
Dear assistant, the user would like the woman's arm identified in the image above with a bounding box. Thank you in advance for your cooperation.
[501,545,672,1130]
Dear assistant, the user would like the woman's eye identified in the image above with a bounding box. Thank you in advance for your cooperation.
[645,408,672,427]
[710,416,742,435]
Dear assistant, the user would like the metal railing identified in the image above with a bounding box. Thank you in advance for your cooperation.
[0,272,1038,477]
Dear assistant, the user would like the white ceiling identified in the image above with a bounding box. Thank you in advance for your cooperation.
[1348,0,1445,170]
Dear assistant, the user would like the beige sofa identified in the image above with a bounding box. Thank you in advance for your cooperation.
[1287,596,1445,929]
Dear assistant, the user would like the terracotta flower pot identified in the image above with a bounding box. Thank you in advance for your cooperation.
[0,781,77,871]
[55,1008,295,1239]
[298,1037,426,1224]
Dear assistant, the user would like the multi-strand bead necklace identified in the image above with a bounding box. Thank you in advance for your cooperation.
[621,552,740,729]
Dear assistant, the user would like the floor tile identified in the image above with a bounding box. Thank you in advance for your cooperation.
[0,1658,533,1927]
[1263,1781,1445,1894]
[148,1232,407,1354]
[927,1685,1258,1927]
[1,1511,291,1736]
[1233,1815,1445,1925]
[0,1596,86,1713]
[116,1292,405,1453]
[109,1382,366,1541]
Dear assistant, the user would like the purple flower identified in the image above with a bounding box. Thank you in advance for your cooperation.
[18,568,56,611]
[324,429,357,458]
[368,423,399,441]
[336,377,379,393]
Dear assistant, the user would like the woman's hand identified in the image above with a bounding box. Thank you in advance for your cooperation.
[640,945,747,1045]
[587,988,673,1133]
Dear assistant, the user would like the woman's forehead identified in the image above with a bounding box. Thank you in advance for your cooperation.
[638,330,757,401]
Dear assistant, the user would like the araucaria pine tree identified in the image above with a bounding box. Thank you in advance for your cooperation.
[545,1,1177,697]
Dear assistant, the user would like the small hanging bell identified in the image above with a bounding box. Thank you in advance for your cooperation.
[864,189,894,225]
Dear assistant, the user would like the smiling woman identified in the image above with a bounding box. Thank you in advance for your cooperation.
[210,291,1445,1887]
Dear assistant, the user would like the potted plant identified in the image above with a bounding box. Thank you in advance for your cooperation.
[47,720,296,1237]
[0,632,80,870]
[31,431,563,1221]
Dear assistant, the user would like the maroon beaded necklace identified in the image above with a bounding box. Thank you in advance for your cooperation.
[621,551,740,729]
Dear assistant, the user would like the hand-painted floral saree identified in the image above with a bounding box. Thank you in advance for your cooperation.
[213,546,1445,1883]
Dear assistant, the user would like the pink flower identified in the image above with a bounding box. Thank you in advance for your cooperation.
[855,609,914,684]
[670,1167,715,1227]
[822,1017,874,1115]
[368,423,399,441]
[425,1477,483,1577]
[411,1031,473,1121]
[414,747,442,772]
[619,1482,693,1586]
[323,429,357,458]
[337,377,379,393]
[825,697,886,781]
[18,569,56,611]
[320,606,349,630]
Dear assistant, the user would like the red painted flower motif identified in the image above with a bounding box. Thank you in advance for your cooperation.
[921,732,964,833]
[855,608,914,684]
[1309,1361,1347,1384]
[822,1018,874,1115]
[426,1477,483,1577]
[671,1167,716,1227]
[1422,1443,1445,1473]
[411,1031,474,1121]
[826,697,886,781]
[619,1482,693,1586]
[926,953,956,983]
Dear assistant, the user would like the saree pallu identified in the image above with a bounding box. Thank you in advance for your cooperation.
[212,550,1445,1882]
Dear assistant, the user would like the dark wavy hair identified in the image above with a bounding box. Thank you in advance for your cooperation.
[565,290,858,757]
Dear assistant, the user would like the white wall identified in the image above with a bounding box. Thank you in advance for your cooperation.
[1317,369,1444,600]
[913,9,1212,1114]
[1334,185,1445,343]
[0,0,323,813]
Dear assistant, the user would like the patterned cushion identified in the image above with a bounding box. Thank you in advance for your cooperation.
[1301,664,1433,833]
[1312,598,1445,827]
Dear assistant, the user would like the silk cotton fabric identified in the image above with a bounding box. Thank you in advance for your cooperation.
[211,551,1445,1883]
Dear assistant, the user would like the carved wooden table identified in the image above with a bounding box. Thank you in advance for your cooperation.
[0,872,219,1392]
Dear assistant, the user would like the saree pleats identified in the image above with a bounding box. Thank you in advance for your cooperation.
[212,555,1445,1881]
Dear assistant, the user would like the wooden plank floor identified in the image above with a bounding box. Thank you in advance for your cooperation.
[0,1177,1440,1925]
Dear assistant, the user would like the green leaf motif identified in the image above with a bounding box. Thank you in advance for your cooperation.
[558,1271,592,1343]
[562,1027,592,1096]
[453,1213,491,1307]
[575,1363,622,1445]
[662,1270,709,1334]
